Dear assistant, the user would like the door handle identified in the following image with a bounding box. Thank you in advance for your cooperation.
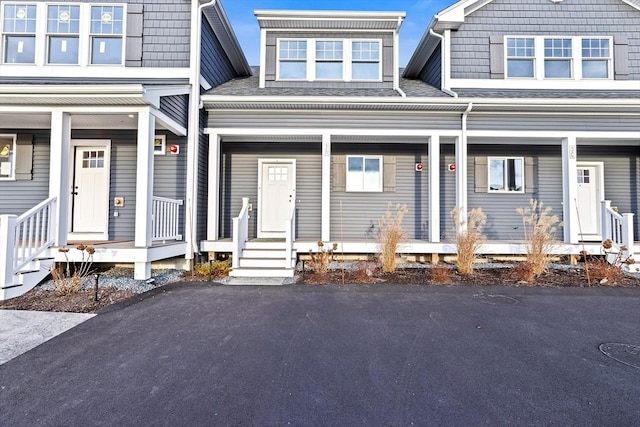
[71,191,78,195]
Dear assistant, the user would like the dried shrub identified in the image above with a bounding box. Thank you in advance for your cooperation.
[308,241,338,275]
[430,265,452,284]
[192,260,230,278]
[510,262,536,284]
[451,207,486,276]
[516,199,560,277]
[377,202,408,273]
[586,259,623,285]
[52,245,95,295]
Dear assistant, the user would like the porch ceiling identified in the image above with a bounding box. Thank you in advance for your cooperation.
[0,112,171,131]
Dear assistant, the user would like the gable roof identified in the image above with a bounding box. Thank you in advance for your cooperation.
[202,1,252,76]
[404,0,640,77]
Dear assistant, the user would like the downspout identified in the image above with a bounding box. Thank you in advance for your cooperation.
[394,16,406,97]
[185,0,216,262]
[429,29,458,98]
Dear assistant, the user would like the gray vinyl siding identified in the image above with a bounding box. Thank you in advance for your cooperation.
[219,143,322,240]
[197,109,209,244]
[159,95,189,129]
[71,130,186,241]
[468,115,640,133]
[330,144,429,240]
[418,44,441,88]
[200,17,237,90]
[0,130,50,215]
[208,112,461,130]
[579,146,640,237]
[264,31,394,88]
[450,0,640,80]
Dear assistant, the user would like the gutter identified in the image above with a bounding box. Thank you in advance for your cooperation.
[429,29,458,98]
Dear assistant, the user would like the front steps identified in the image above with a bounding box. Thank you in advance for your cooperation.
[230,240,296,278]
[1,257,54,300]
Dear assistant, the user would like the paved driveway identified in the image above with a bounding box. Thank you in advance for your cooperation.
[1,283,639,426]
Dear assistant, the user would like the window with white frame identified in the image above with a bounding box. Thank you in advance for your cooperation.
[47,4,80,64]
[489,157,524,193]
[505,36,613,80]
[1,2,126,66]
[506,37,535,78]
[0,135,16,179]
[277,38,381,82]
[346,155,382,192]
[315,40,343,80]
[544,38,572,78]
[278,40,307,79]
[582,38,610,79]
[2,3,37,64]
[352,41,380,80]
[90,5,124,65]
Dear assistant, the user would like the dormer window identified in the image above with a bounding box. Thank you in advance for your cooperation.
[544,38,572,78]
[315,40,343,80]
[582,38,610,78]
[278,40,307,79]
[352,41,380,80]
[506,37,535,78]
[90,5,124,65]
[47,5,80,64]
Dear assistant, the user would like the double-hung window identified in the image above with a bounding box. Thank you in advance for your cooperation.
[544,38,572,78]
[2,3,37,64]
[315,40,343,80]
[0,135,16,180]
[346,155,382,192]
[506,37,535,78]
[47,5,80,64]
[352,41,380,80]
[489,157,524,193]
[278,40,307,79]
[581,38,610,79]
[90,5,124,65]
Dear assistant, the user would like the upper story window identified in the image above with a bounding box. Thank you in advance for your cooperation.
[2,3,37,63]
[47,5,80,64]
[505,36,613,80]
[315,40,343,80]
[1,2,126,66]
[277,38,381,82]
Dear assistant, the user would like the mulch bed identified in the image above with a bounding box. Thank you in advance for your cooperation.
[0,288,135,314]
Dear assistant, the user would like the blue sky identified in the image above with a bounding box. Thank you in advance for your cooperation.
[221,0,454,67]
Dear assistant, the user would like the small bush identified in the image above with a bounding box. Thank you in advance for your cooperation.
[510,262,536,284]
[52,245,95,295]
[430,265,452,284]
[378,202,408,273]
[586,259,623,285]
[516,199,560,276]
[308,241,338,274]
[451,207,486,276]
[192,260,231,279]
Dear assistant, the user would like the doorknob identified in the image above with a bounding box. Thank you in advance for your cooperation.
[71,186,78,196]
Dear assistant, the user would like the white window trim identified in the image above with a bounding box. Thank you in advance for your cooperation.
[0,134,17,180]
[276,37,382,83]
[153,135,166,155]
[346,155,383,193]
[488,156,525,194]
[1,2,126,67]
[504,35,613,81]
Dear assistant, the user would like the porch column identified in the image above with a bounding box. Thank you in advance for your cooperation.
[562,136,579,243]
[321,133,331,242]
[134,109,155,279]
[429,135,440,242]
[49,110,71,246]
[455,135,468,231]
[207,132,221,241]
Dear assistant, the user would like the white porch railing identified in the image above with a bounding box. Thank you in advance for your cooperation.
[285,201,296,268]
[601,200,635,261]
[152,196,184,242]
[0,197,57,286]
[232,197,250,269]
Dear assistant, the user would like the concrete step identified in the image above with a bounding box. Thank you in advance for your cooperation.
[229,267,295,278]
[244,240,286,250]
[241,248,296,259]
[239,257,295,269]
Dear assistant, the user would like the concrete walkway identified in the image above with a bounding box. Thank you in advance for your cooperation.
[1,283,639,426]
[0,310,94,364]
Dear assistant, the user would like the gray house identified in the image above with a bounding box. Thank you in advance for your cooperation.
[201,0,639,277]
[0,0,251,299]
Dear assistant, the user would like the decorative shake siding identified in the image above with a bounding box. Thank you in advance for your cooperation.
[0,130,50,215]
[219,143,322,240]
[449,0,640,80]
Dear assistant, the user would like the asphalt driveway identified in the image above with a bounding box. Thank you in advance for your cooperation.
[1,283,639,426]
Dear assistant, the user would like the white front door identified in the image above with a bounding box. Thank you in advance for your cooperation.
[69,144,110,240]
[258,159,296,237]
[576,163,603,239]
